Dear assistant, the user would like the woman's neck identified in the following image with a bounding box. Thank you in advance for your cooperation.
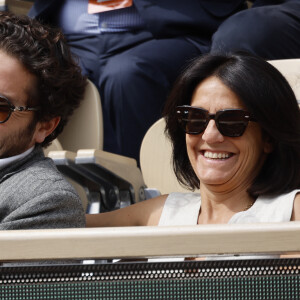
[198,185,255,224]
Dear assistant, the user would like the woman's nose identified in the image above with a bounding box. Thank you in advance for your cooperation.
[201,120,225,143]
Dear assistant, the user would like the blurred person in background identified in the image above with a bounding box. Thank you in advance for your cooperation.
[29,0,300,164]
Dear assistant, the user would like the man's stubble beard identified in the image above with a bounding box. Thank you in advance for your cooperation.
[0,118,38,159]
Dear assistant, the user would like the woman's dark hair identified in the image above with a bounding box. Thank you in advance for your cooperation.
[0,12,87,147]
[164,52,300,197]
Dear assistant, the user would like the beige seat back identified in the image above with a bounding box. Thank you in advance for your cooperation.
[140,118,193,195]
[42,80,103,210]
[268,59,300,100]
[58,79,103,152]
[6,0,33,15]
[140,59,300,195]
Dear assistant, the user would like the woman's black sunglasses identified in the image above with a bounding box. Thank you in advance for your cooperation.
[176,105,257,137]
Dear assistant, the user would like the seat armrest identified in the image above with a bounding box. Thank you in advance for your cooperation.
[47,150,106,213]
[76,149,146,203]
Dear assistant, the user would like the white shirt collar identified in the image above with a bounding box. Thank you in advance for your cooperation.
[0,146,35,170]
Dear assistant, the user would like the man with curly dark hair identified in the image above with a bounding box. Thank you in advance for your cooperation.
[0,12,87,229]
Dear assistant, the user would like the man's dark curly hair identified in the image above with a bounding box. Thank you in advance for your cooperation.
[0,11,87,147]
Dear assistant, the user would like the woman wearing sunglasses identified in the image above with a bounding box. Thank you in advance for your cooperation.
[87,52,300,227]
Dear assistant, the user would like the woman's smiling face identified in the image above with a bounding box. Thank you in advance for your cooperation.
[186,76,272,191]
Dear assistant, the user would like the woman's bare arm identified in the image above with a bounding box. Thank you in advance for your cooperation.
[291,192,300,221]
[86,194,168,227]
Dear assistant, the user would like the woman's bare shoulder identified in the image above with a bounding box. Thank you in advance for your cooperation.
[141,194,169,226]
[86,194,169,227]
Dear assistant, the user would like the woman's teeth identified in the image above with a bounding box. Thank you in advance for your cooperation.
[204,151,230,159]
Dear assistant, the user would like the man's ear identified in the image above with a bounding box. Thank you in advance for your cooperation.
[33,117,61,144]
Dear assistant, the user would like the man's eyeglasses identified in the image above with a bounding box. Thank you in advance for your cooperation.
[176,105,257,137]
[0,95,40,124]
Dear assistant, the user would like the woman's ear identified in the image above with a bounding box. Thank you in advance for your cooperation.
[33,116,61,144]
[263,135,274,154]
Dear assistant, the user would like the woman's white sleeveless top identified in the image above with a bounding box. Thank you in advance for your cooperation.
[158,190,300,226]
[149,190,299,262]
